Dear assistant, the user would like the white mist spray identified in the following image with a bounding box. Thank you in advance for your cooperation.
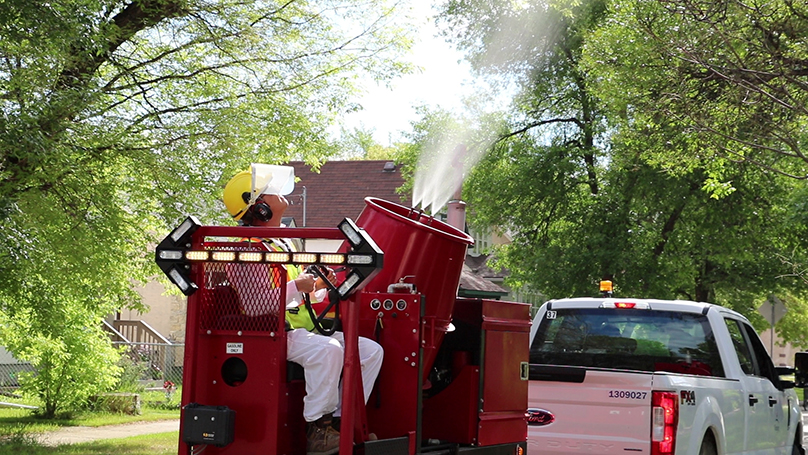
[411,0,542,215]
[411,134,491,216]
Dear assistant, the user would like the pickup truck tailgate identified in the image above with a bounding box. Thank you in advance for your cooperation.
[528,367,652,455]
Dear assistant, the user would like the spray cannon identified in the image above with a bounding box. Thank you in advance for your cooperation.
[351,198,473,378]
[156,197,529,455]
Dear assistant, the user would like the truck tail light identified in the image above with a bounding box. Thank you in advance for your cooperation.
[599,301,651,309]
[651,391,678,455]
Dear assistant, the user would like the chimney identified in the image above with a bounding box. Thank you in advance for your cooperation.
[445,144,467,231]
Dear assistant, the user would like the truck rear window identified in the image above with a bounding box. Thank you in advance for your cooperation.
[530,308,724,377]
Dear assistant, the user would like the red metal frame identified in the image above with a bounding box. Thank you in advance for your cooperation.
[178,226,365,455]
[359,293,423,440]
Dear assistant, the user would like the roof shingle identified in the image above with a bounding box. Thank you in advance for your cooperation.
[284,160,410,228]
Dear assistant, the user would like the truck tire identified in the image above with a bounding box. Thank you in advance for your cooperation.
[699,436,717,455]
[793,439,805,455]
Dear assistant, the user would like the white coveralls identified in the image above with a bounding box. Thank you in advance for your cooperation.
[287,326,383,422]
[227,239,384,423]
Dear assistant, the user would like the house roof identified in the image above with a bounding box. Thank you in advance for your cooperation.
[282,160,503,296]
[284,161,410,228]
[458,264,509,297]
[464,253,509,280]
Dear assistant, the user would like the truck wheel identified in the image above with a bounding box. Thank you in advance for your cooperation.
[699,436,717,455]
[793,439,805,455]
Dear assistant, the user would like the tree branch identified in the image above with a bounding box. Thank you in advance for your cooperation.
[57,0,188,91]
[495,117,583,144]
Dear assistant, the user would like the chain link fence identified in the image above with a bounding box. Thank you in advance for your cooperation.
[0,362,34,388]
[114,342,185,386]
[0,343,184,391]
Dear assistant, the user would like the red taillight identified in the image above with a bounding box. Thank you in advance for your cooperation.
[651,391,678,455]
[599,301,650,309]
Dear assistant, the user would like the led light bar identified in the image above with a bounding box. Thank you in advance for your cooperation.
[211,251,236,262]
[319,254,346,265]
[181,249,375,267]
[347,254,374,265]
[337,272,362,297]
[168,268,196,294]
[158,250,184,261]
[185,251,209,261]
[266,252,290,263]
[155,216,383,298]
[238,252,263,262]
[339,218,364,247]
[293,253,317,264]
[154,216,202,296]
[170,217,199,244]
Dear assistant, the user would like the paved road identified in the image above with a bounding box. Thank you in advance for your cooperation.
[31,413,808,449]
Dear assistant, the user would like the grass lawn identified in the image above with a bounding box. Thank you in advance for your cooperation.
[0,431,178,455]
[0,407,179,436]
[0,392,180,444]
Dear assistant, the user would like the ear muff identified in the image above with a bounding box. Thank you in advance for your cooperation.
[251,201,273,222]
[241,191,273,224]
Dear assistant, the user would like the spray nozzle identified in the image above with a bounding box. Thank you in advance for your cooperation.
[407,207,424,221]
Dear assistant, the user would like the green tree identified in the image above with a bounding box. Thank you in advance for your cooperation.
[581,0,808,180]
[467,140,804,308]
[440,0,607,199]
[0,0,411,416]
[430,0,808,343]
[0,311,121,418]
[337,125,398,160]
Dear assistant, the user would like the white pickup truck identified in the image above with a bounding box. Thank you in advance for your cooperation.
[527,295,804,455]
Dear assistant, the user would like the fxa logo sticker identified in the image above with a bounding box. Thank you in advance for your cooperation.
[680,389,696,406]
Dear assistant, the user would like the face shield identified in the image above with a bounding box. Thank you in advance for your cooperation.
[248,164,295,205]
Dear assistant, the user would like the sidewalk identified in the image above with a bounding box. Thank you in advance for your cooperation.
[37,419,179,447]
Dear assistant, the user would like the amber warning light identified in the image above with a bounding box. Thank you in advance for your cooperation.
[599,280,613,297]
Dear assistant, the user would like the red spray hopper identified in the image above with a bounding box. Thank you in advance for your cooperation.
[354,197,473,378]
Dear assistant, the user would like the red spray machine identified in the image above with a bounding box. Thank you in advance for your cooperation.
[155,197,529,455]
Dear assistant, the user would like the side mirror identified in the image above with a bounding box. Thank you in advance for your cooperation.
[776,366,796,376]
[775,366,797,390]
[794,352,808,388]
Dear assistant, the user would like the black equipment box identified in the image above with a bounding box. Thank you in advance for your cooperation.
[182,403,235,447]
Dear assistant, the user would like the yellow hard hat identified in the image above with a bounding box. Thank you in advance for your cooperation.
[223,170,252,220]
[223,164,295,220]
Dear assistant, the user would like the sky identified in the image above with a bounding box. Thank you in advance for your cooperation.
[342,1,475,146]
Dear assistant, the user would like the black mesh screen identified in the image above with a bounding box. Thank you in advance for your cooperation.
[197,245,286,333]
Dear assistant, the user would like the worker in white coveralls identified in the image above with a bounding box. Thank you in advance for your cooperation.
[222,164,383,455]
